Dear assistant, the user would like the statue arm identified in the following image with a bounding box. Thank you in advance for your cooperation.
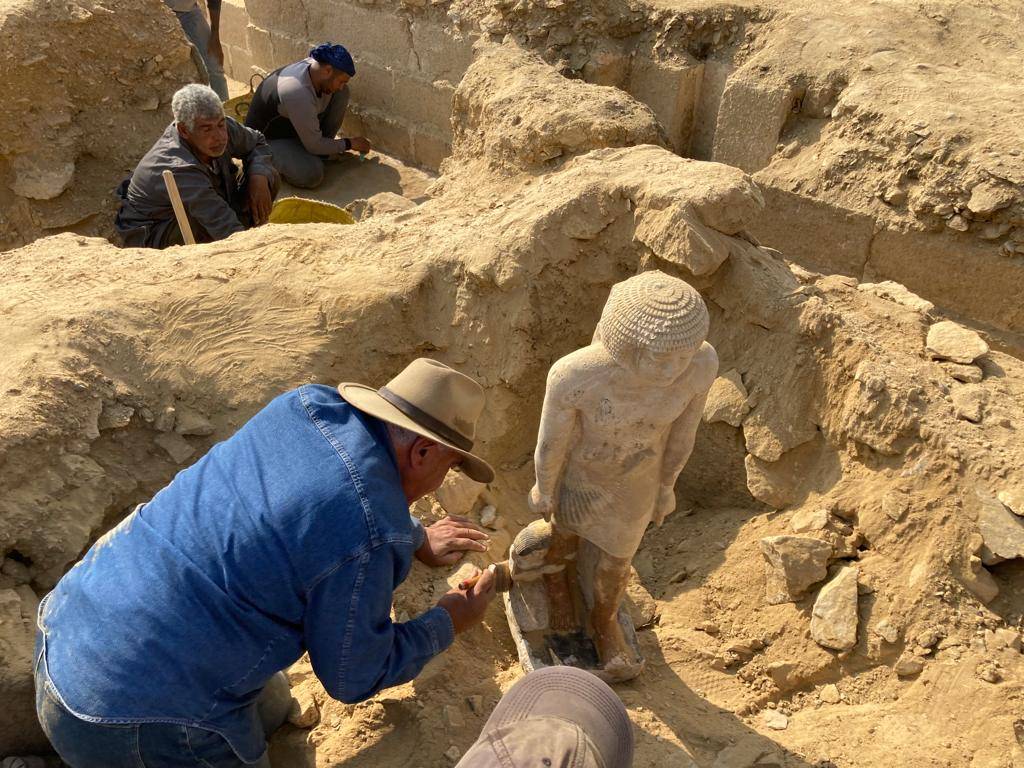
[659,389,709,488]
[530,372,578,516]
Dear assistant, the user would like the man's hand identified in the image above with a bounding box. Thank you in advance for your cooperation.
[207,36,225,66]
[247,174,273,226]
[528,484,556,521]
[415,515,489,567]
[348,137,372,154]
[652,484,676,527]
[437,566,495,633]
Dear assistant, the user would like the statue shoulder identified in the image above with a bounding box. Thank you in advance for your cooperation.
[546,346,613,404]
[691,342,719,389]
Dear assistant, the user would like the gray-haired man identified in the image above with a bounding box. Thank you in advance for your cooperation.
[115,84,279,248]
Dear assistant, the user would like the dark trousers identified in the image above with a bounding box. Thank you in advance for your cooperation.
[265,88,349,189]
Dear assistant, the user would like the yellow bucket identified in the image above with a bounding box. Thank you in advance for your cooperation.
[268,197,356,225]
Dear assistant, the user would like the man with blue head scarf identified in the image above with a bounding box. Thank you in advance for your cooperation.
[245,43,372,189]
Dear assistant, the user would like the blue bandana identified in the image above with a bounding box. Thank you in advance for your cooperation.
[309,43,355,77]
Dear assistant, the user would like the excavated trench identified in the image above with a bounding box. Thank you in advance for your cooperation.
[2,1,1023,763]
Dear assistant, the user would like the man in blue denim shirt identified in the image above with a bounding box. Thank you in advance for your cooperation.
[35,359,498,767]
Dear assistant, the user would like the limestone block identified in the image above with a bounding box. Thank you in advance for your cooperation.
[307,3,411,65]
[410,21,475,83]
[411,129,451,171]
[633,204,735,276]
[743,435,831,510]
[246,23,274,69]
[810,565,859,651]
[354,107,413,161]
[712,74,793,173]
[689,58,731,160]
[857,280,935,315]
[269,31,310,68]
[703,369,749,427]
[434,472,485,517]
[976,491,1024,563]
[759,535,832,604]
[628,55,703,153]
[347,59,396,116]
[926,320,989,364]
[391,75,454,134]
[245,0,308,38]
[219,0,250,50]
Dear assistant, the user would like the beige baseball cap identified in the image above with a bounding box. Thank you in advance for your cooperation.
[338,358,494,483]
[456,666,634,768]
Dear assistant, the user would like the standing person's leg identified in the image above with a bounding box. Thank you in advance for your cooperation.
[319,85,350,139]
[268,138,326,189]
[176,6,230,100]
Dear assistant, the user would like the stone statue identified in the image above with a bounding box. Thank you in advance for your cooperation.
[528,270,718,680]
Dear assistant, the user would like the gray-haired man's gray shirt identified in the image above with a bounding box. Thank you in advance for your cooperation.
[115,118,278,248]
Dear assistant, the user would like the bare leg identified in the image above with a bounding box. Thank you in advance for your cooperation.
[543,525,579,632]
[591,551,636,676]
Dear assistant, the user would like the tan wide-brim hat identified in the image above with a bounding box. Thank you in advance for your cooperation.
[338,358,495,483]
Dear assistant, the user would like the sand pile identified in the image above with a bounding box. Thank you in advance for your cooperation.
[0,0,200,251]
[1,35,1022,768]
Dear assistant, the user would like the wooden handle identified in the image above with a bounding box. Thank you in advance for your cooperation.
[162,169,196,245]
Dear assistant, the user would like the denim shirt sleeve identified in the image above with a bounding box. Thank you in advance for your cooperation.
[304,546,454,704]
[409,514,426,551]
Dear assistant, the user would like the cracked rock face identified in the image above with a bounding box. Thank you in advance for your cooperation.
[759,535,833,604]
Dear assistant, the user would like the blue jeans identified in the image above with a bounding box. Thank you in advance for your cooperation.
[35,631,286,767]
[176,5,229,100]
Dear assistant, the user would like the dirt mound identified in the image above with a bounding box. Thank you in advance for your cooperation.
[0,0,200,251]
[1,14,1022,767]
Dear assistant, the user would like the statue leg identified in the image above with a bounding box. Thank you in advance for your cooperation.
[591,551,634,673]
[543,525,579,632]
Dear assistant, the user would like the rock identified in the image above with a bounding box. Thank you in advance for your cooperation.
[967,181,1015,217]
[941,362,983,383]
[874,619,900,644]
[287,683,320,728]
[98,401,134,430]
[763,709,789,730]
[434,473,486,517]
[703,369,750,427]
[925,320,989,364]
[810,566,859,652]
[624,567,658,629]
[894,653,925,677]
[882,490,910,522]
[14,585,39,621]
[444,745,462,762]
[952,385,987,423]
[915,628,942,648]
[154,432,195,464]
[668,568,689,583]
[695,621,720,635]
[10,155,76,200]
[976,661,1002,684]
[857,281,934,314]
[712,735,776,768]
[790,508,830,533]
[174,406,214,436]
[997,489,1024,517]
[1,559,31,584]
[976,492,1024,562]
[819,683,841,704]
[984,628,1022,653]
[442,704,465,728]
[154,405,176,432]
[466,694,484,714]
[946,214,969,232]
[479,504,497,528]
[363,191,417,218]
[759,535,833,604]
[961,560,1000,604]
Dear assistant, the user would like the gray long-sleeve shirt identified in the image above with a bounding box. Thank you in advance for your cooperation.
[245,58,347,156]
[115,118,278,247]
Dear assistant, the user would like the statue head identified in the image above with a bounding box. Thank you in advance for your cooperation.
[595,270,709,385]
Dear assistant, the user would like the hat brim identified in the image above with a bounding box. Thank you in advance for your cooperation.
[338,383,495,484]
[477,666,633,768]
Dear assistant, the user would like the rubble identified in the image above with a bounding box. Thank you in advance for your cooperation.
[759,536,833,604]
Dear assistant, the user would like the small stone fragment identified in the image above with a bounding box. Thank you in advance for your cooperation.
[763,709,789,730]
[154,405,176,432]
[925,320,989,364]
[445,745,462,762]
[703,369,750,427]
[951,385,987,423]
[976,661,1002,684]
[467,694,484,714]
[435,473,485,517]
[881,491,910,522]
[894,653,925,677]
[819,683,841,704]
[857,281,934,314]
[967,181,1015,217]
[154,432,195,464]
[759,536,833,605]
[442,704,465,728]
[695,621,720,635]
[946,214,969,232]
[984,628,1022,653]
[790,508,830,533]
[976,492,1024,562]
[98,401,134,430]
[810,566,859,651]
[174,406,215,436]
[479,505,497,528]
[874,619,899,644]
[941,362,983,383]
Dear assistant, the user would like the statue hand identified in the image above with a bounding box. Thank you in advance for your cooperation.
[653,484,676,527]
[528,484,556,520]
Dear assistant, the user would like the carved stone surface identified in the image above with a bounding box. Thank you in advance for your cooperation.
[527,270,718,678]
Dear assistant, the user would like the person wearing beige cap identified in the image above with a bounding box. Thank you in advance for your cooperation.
[456,666,634,768]
[35,359,498,767]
